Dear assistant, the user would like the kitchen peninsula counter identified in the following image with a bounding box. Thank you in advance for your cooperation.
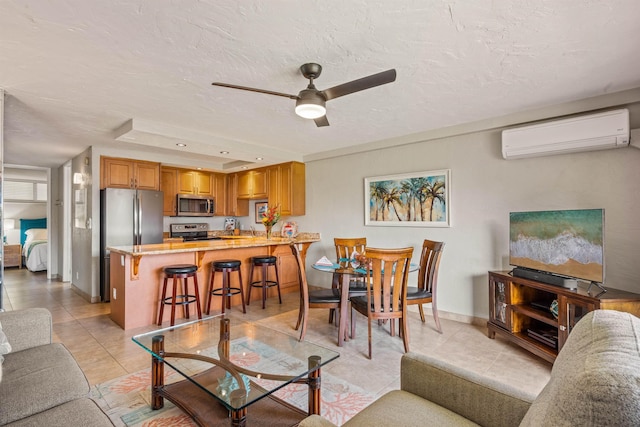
[108,233,319,330]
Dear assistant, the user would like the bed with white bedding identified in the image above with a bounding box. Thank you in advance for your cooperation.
[19,218,47,272]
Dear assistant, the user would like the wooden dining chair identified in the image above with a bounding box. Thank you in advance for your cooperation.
[406,239,445,333]
[334,237,367,263]
[350,246,414,359]
[290,243,342,342]
[330,237,367,323]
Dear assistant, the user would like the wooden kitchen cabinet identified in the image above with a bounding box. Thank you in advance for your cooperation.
[237,169,267,199]
[127,159,305,219]
[272,245,299,292]
[226,173,249,216]
[178,170,212,196]
[267,161,305,216]
[160,167,178,216]
[101,156,160,190]
[212,172,228,216]
[163,167,219,215]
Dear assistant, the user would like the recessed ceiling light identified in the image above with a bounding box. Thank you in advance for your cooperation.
[196,167,202,170]
[241,166,248,169]
[256,157,263,161]
[220,151,229,154]
[176,143,187,147]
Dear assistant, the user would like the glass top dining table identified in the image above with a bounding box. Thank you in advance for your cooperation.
[312,258,419,347]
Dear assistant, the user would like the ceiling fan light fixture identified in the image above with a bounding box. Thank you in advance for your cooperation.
[212,63,396,127]
[295,91,326,119]
[295,103,326,119]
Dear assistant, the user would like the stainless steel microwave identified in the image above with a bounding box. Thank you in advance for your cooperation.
[176,194,215,216]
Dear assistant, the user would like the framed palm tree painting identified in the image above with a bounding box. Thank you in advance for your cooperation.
[364,169,451,227]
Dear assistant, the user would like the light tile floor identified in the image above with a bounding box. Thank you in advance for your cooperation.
[2,268,551,400]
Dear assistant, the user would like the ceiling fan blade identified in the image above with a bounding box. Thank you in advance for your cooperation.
[321,69,396,101]
[211,82,298,99]
[314,115,330,127]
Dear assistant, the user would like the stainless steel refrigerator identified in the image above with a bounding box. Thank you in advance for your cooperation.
[100,188,164,302]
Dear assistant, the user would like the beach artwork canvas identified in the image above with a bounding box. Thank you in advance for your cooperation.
[509,209,604,283]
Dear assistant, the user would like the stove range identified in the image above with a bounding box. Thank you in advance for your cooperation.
[170,223,221,241]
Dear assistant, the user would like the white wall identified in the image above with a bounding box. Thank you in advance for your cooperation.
[71,147,95,300]
[299,106,640,322]
[48,167,59,279]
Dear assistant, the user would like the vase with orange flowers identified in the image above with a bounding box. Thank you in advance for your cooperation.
[260,205,280,239]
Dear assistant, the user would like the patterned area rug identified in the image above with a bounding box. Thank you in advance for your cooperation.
[92,339,375,427]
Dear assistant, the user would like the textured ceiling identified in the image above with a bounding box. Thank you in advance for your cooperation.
[2,1,640,170]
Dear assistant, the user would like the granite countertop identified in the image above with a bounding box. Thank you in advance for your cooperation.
[109,232,320,256]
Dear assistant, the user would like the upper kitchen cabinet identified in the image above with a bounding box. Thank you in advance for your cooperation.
[267,162,305,216]
[226,173,249,216]
[101,156,160,190]
[160,167,178,216]
[237,169,267,199]
[211,173,228,216]
[178,169,213,196]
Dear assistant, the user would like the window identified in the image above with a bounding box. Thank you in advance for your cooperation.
[3,180,48,202]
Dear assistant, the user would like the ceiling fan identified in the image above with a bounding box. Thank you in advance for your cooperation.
[211,63,396,127]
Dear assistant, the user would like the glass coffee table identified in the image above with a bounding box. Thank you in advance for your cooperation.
[132,315,339,427]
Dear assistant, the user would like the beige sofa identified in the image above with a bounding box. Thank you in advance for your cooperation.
[301,309,640,427]
[0,308,114,426]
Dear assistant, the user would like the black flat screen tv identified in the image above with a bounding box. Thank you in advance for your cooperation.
[509,209,604,284]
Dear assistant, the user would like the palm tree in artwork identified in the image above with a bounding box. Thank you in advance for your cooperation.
[370,182,389,220]
[421,179,446,221]
[383,187,403,221]
[398,184,411,221]
[402,178,425,221]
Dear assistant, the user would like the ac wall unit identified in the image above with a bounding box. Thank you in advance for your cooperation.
[502,109,629,159]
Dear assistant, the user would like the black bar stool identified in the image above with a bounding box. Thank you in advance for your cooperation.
[157,264,202,326]
[206,259,246,314]
[246,255,282,309]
